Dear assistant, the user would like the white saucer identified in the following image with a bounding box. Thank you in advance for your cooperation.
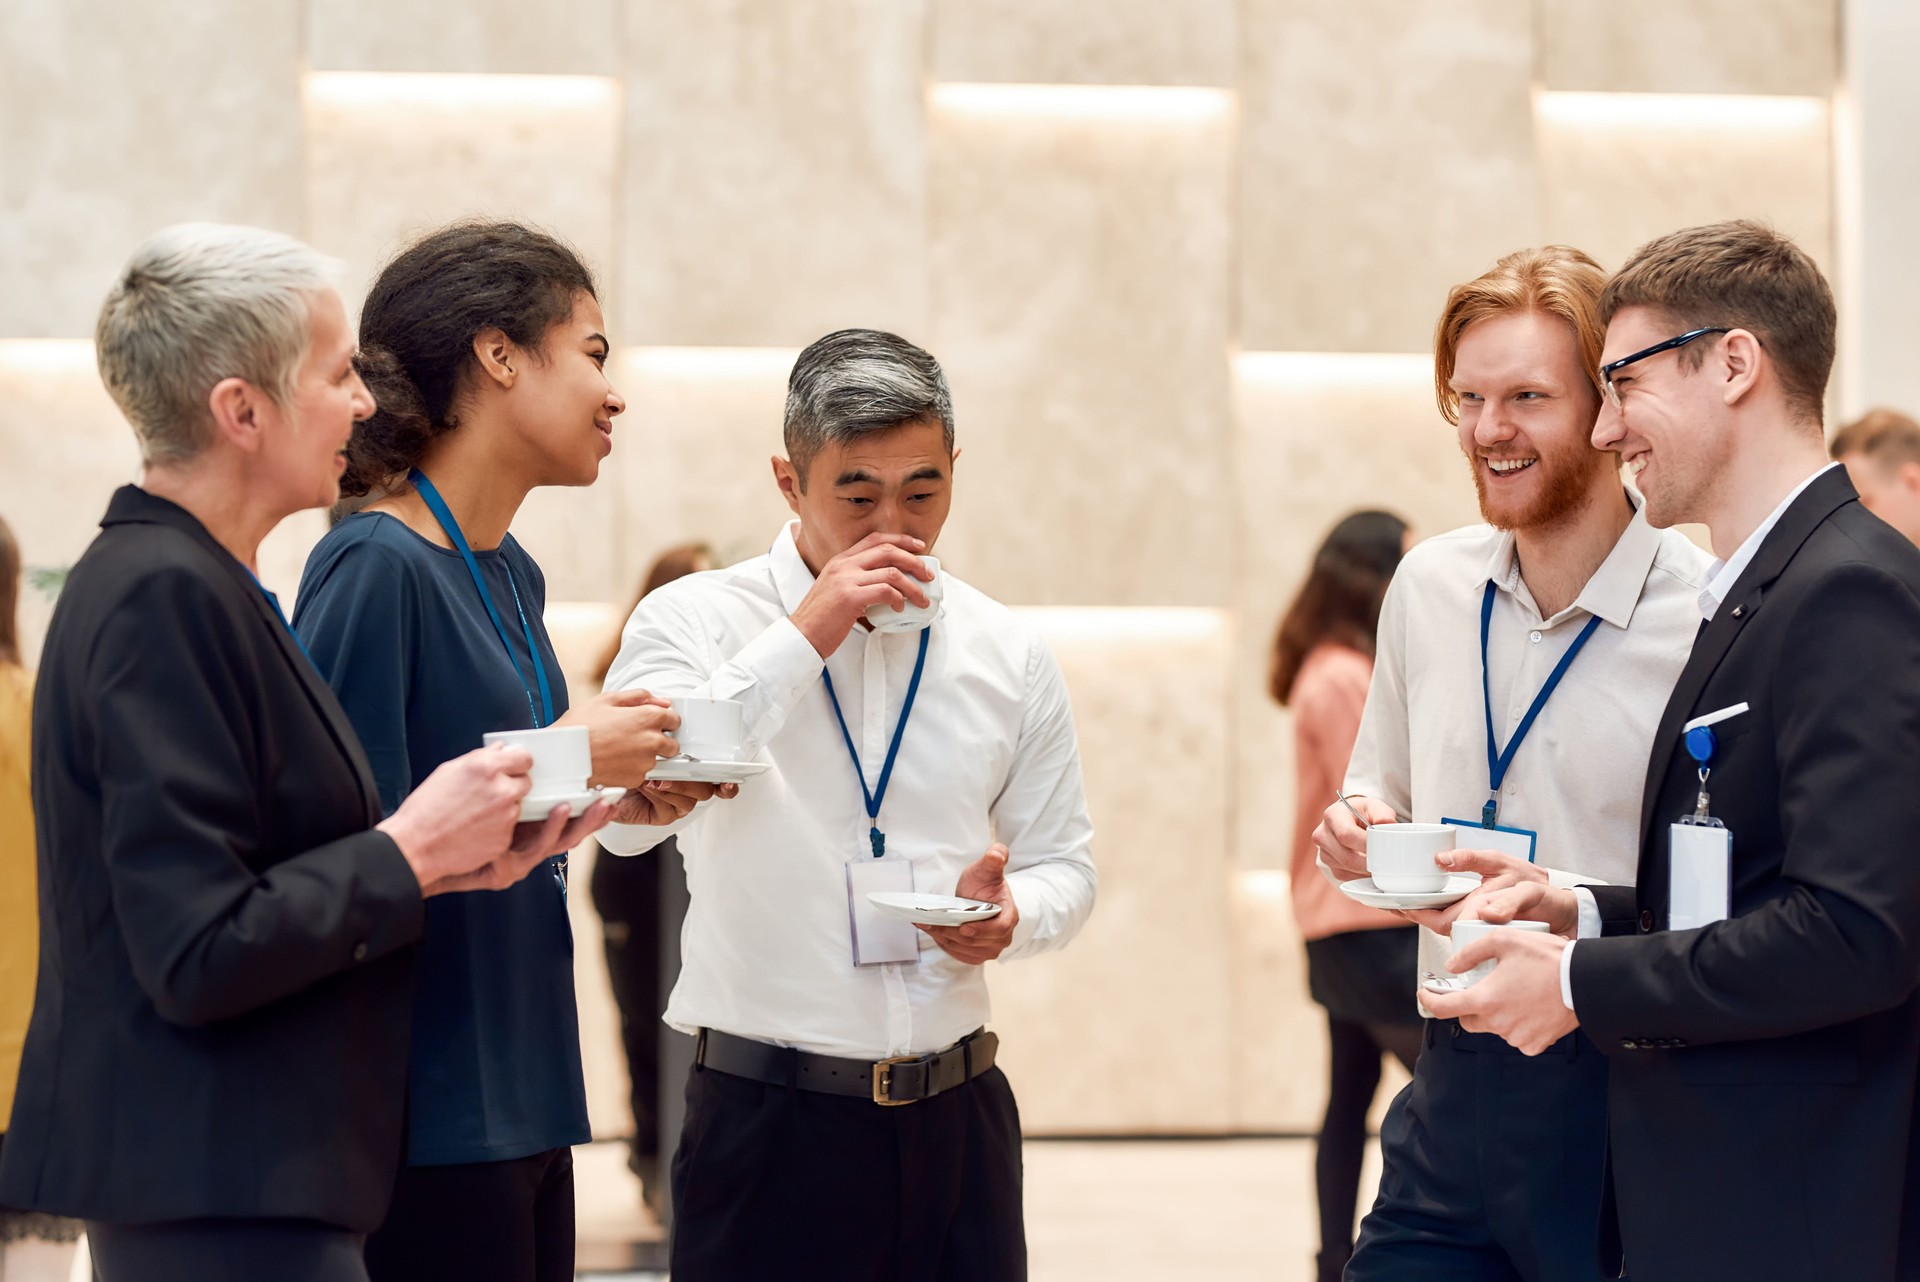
[645,756,772,785]
[866,892,1003,927]
[519,785,626,823]
[1337,873,1481,911]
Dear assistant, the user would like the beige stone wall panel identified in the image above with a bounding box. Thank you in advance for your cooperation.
[308,0,623,76]
[0,0,305,337]
[930,97,1235,606]
[1536,96,1834,279]
[1239,0,1539,353]
[988,608,1235,1133]
[931,0,1237,87]
[619,0,929,347]
[1537,0,1837,97]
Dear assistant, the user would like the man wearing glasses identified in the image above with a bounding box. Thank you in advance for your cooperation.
[1314,245,1709,1282]
[1426,221,1920,1280]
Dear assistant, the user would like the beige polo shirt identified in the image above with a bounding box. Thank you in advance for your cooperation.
[1344,509,1710,994]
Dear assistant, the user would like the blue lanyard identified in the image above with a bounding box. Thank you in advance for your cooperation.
[1479,581,1602,827]
[245,569,312,663]
[409,469,554,728]
[821,629,930,859]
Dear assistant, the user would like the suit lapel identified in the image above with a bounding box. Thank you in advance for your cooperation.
[1636,467,1860,857]
[103,487,385,822]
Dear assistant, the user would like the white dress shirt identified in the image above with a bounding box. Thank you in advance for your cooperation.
[1341,508,1711,1007]
[599,521,1097,1059]
[1559,463,1838,1007]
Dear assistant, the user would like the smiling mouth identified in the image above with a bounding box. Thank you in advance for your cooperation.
[1485,457,1536,476]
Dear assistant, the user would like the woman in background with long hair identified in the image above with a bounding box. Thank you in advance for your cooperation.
[1271,509,1420,1282]
[0,515,82,1282]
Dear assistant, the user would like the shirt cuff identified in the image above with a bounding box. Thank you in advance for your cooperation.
[1560,939,1578,1012]
[711,616,825,707]
[1573,887,1602,939]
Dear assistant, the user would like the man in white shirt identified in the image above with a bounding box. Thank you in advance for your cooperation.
[1425,223,1920,1280]
[1313,246,1709,1281]
[600,328,1096,1281]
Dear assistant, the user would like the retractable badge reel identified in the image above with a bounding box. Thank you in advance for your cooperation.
[1668,724,1732,930]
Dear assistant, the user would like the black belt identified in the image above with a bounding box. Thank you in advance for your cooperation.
[695,1027,998,1106]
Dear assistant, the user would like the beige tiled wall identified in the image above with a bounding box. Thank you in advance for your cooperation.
[618,0,930,347]
[1238,0,1538,354]
[3,0,1874,1138]
[0,0,305,338]
[930,0,1238,87]
[929,89,1235,607]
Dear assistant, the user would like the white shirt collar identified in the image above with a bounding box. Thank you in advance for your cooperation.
[1698,462,1839,620]
[1476,499,1665,630]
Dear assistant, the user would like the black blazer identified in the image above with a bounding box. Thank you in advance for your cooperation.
[0,487,425,1231]
[1574,467,1920,1281]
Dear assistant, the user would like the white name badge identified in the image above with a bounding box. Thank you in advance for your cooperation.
[1668,822,1732,930]
[1441,818,1539,863]
[845,856,920,966]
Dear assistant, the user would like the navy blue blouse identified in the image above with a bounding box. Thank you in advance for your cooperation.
[293,513,589,1167]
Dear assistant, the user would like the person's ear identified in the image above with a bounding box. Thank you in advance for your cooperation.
[1899,460,1920,498]
[472,327,517,391]
[206,376,268,455]
[1720,329,1763,408]
[772,456,803,516]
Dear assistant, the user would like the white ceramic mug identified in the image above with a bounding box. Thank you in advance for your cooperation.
[1366,822,1456,893]
[1449,918,1553,987]
[482,725,591,798]
[865,555,944,633]
[673,696,746,762]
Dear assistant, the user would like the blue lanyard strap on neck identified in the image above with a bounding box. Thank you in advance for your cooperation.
[1480,580,1602,825]
[410,468,554,728]
[820,628,931,858]
[245,568,312,663]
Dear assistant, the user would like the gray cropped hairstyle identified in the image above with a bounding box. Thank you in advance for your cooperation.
[95,223,339,464]
[783,329,955,487]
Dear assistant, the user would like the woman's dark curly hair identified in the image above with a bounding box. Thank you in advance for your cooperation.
[341,221,598,498]
[1270,509,1408,706]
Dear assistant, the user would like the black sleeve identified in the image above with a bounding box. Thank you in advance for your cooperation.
[1586,884,1641,937]
[1573,561,1920,1044]
[91,567,422,1028]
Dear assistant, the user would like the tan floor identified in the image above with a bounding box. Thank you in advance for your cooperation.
[574,1134,1382,1280]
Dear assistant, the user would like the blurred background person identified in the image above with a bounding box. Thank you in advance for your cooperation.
[0,224,587,1282]
[1270,509,1420,1282]
[1830,407,1920,548]
[588,541,714,1218]
[295,222,728,1282]
[0,513,81,1282]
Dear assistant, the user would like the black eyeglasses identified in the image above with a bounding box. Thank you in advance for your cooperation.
[1599,327,1731,409]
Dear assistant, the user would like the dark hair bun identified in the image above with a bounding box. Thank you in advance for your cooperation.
[341,343,438,498]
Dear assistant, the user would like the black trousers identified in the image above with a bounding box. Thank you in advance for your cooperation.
[1347,1021,1613,1282]
[88,1218,367,1282]
[670,1059,1026,1282]
[589,839,666,1175]
[363,1147,574,1282]
[1316,1015,1423,1282]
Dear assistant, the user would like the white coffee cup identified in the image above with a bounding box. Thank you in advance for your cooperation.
[673,696,746,762]
[482,725,591,799]
[1366,822,1456,893]
[865,555,944,633]
[1449,918,1553,987]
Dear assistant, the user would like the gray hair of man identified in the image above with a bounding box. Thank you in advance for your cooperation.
[782,329,956,489]
[95,223,341,465]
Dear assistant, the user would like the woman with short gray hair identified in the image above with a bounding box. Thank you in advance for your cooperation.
[0,224,610,1282]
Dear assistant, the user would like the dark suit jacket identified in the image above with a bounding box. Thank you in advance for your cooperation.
[1573,467,1920,1281]
[0,487,426,1231]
